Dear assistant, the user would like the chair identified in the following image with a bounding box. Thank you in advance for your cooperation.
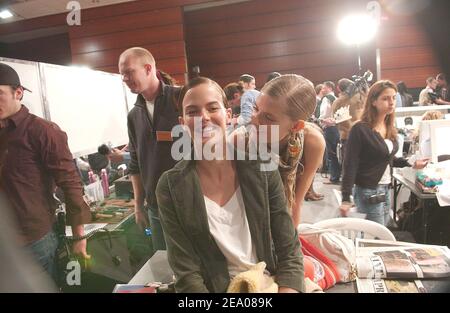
[311,218,396,241]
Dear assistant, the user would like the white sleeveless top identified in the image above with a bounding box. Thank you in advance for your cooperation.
[204,186,257,278]
[379,139,393,185]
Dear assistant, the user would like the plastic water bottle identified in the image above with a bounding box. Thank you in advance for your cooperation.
[101,169,109,197]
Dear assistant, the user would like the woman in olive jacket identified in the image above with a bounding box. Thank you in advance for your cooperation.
[156,77,304,293]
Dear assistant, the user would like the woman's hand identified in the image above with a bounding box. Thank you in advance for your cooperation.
[413,158,430,169]
[339,202,353,217]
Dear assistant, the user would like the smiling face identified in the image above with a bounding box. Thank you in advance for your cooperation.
[180,82,228,146]
[373,87,396,116]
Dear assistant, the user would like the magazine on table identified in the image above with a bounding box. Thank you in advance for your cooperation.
[356,243,450,279]
[356,278,427,293]
[355,238,435,249]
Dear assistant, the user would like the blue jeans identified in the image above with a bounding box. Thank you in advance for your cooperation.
[26,229,59,283]
[324,126,341,182]
[147,205,167,251]
[353,184,391,226]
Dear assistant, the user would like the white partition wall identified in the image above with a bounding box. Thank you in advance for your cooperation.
[40,63,129,157]
[0,57,45,118]
[419,119,450,163]
[124,84,137,112]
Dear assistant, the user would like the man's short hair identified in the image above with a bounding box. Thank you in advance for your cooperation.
[266,72,281,83]
[337,78,353,94]
[239,74,255,83]
[9,85,24,101]
[323,81,335,92]
[315,84,323,95]
[223,82,244,101]
[436,73,446,82]
[119,47,155,66]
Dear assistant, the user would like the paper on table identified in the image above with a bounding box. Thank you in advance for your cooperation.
[65,223,107,238]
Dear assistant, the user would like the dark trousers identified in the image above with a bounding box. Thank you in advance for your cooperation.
[147,205,167,252]
[324,126,341,182]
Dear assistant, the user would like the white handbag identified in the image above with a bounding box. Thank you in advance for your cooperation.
[298,224,357,282]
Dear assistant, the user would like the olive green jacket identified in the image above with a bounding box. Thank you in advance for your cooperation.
[156,159,304,293]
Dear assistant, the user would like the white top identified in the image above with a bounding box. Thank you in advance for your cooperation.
[379,139,394,185]
[145,99,155,122]
[204,186,257,278]
[319,92,335,120]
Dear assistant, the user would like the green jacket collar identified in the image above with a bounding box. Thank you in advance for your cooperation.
[165,159,276,291]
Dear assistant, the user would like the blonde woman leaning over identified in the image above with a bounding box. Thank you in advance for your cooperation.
[231,74,325,228]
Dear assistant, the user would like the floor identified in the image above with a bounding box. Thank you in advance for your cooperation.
[300,173,341,224]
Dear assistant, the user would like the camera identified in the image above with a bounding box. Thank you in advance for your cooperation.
[428,91,439,103]
[347,70,373,97]
[367,193,386,205]
[98,143,111,155]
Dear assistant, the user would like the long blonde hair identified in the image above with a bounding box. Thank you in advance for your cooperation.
[361,80,398,141]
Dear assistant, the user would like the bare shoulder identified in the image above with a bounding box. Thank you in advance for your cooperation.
[303,124,325,155]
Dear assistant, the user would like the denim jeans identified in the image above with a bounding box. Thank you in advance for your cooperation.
[147,205,167,251]
[26,229,59,283]
[324,126,341,182]
[353,184,391,226]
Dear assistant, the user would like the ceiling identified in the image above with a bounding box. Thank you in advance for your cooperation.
[0,0,136,24]
[0,0,251,23]
[0,0,250,43]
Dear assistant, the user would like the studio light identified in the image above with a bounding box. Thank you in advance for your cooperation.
[337,13,379,71]
[337,14,378,46]
[0,9,13,19]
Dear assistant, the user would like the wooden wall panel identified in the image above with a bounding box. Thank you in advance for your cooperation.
[0,1,222,82]
[186,4,334,40]
[378,12,442,88]
[70,24,184,54]
[73,41,186,68]
[185,0,330,25]
[185,0,371,88]
[69,7,182,39]
[2,33,71,65]
[69,2,189,81]
[212,63,361,90]
[381,67,442,89]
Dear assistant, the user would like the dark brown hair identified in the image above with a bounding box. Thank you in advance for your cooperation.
[223,83,244,101]
[177,77,228,116]
[361,80,398,141]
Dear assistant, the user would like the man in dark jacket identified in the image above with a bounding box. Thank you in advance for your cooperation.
[118,47,180,251]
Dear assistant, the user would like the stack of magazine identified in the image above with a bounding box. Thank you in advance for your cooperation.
[355,239,450,293]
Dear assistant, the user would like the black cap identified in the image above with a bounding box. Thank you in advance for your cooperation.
[0,62,32,92]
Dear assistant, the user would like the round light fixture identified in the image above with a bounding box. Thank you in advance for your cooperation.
[337,14,378,46]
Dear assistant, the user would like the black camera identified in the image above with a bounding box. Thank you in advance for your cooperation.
[347,70,373,97]
[98,144,111,155]
[367,193,386,205]
[428,91,439,102]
